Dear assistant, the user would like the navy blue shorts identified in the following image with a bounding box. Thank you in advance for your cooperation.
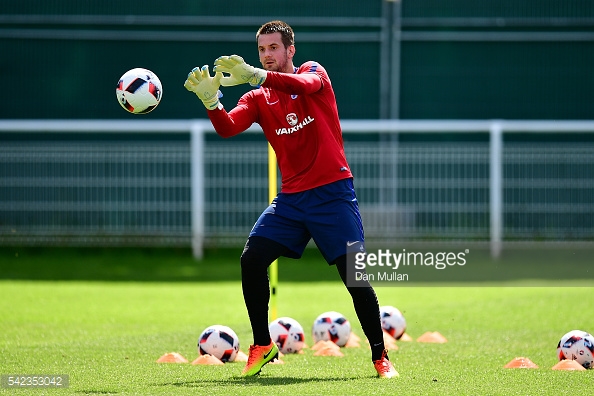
[249,178,365,264]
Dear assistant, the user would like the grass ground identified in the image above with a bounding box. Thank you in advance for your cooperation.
[0,247,593,395]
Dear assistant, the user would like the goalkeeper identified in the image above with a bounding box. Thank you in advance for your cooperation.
[184,20,397,379]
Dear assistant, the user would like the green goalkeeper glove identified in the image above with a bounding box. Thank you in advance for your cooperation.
[214,55,267,87]
[184,65,222,110]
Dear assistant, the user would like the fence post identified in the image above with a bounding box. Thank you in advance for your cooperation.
[190,121,204,260]
[490,121,503,258]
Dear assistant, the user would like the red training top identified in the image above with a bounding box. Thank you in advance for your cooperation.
[207,61,353,193]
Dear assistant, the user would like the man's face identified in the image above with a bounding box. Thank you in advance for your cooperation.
[257,32,294,73]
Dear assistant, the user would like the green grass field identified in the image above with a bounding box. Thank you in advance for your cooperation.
[1,247,593,395]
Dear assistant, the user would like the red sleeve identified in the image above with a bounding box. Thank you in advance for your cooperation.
[207,96,257,138]
[262,71,322,95]
[207,62,323,137]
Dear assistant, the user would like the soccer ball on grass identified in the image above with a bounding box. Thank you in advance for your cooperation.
[197,325,239,362]
[116,68,162,114]
[556,329,594,369]
[312,311,351,347]
[379,305,407,340]
[269,316,305,354]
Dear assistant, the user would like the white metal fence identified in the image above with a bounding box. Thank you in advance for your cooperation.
[1,119,593,258]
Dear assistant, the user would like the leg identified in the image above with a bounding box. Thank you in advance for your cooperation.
[240,236,289,346]
[240,195,310,376]
[335,254,399,378]
[240,236,289,376]
[334,254,386,361]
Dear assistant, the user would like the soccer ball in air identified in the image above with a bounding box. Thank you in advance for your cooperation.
[116,68,162,114]
[556,329,594,369]
[380,305,407,340]
[312,311,351,347]
[269,317,305,354]
[197,325,240,362]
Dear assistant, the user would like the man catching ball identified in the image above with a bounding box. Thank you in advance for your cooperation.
[184,20,398,379]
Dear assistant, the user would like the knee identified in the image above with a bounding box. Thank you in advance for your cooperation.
[240,243,262,270]
[240,236,283,271]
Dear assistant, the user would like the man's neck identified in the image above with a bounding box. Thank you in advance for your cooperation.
[280,63,295,74]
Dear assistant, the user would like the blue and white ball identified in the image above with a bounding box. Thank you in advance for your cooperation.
[380,305,407,340]
[556,329,594,369]
[269,317,305,354]
[116,68,162,114]
[312,311,351,347]
[198,325,239,362]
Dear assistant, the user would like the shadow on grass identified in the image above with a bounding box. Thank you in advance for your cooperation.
[162,374,367,388]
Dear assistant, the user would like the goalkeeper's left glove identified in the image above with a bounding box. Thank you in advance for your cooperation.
[184,65,222,110]
[214,55,267,87]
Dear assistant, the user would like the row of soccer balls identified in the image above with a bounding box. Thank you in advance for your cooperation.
[198,306,407,363]
[199,314,594,370]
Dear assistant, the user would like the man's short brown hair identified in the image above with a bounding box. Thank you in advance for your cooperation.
[256,20,295,48]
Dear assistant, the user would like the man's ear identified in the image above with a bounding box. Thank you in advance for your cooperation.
[287,45,296,59]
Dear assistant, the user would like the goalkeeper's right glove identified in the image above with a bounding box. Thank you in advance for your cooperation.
[184,65,223,110]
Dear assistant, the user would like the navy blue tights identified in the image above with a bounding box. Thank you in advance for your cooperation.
[240,236,386,360]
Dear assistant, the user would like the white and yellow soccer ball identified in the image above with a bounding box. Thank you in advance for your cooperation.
[197,325,240,363]
[312,311,351,347]
[269,316,306,354]
[380,305,407,340]
[556,329,594,369]
[116,68,162,114]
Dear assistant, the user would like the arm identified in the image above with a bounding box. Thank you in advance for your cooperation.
[209,72,322,138]
[184,64,257,138]
[214,55,322,95]
[207,97,257,138]
[262,71,322,95]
